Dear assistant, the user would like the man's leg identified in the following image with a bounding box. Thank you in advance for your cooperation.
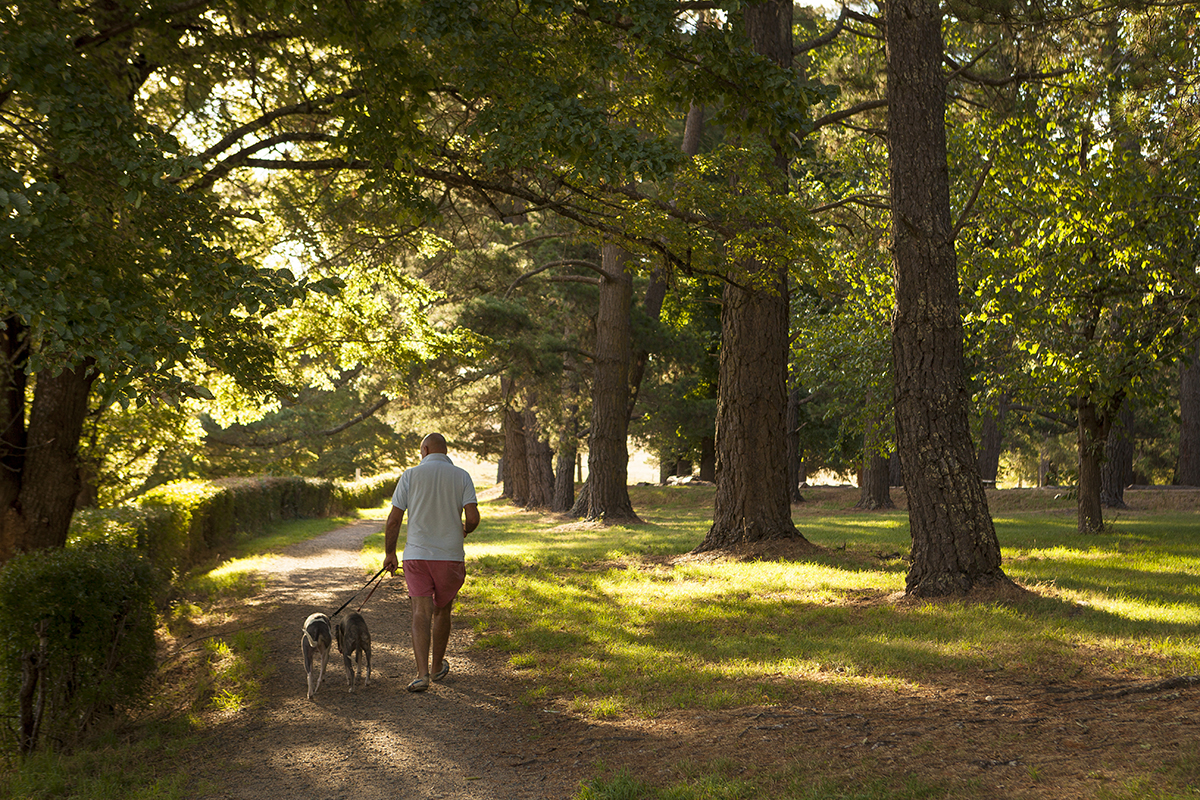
[410,595,434,680]
[430,600,453,675]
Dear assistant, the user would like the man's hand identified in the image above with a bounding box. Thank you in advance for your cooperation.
[383,505,405,575]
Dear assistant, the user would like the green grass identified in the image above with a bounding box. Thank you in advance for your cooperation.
[361,485,1200,800]
[0,718,198,800]
[10,488,1200,800]
[408,489,1199,720]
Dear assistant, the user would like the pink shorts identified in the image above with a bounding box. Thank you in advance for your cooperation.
[403,560,466,608]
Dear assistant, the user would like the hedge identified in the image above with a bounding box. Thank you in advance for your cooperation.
[0,546,158,755]
[68,474,400,579]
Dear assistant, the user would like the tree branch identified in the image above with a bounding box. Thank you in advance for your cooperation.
[505,259,607,298]
[204,396,391,449]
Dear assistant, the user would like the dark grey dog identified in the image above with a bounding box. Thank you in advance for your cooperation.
[301,612,333,700]
[334,612,372,692]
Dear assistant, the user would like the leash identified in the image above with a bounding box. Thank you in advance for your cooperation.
[331,565,387,618]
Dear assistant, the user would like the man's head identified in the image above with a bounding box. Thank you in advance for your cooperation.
[420,432,448,458]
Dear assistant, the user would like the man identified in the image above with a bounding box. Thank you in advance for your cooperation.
[382,433,480,692]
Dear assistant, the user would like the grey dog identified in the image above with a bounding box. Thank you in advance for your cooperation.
[301,612,333,700]
[334,612,372,692]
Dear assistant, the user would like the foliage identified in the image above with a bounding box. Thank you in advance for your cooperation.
[0,546,158,755]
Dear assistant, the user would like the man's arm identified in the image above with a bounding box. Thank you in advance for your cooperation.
[462,502,480,535]
[382,505,404,574]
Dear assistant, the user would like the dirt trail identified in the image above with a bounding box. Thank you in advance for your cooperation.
[189,518,590,800]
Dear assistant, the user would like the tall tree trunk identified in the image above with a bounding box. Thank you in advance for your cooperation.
[1178,342,1200,485]
[698,435,716,482]
[885,0,1008,595]
[552,353,579,512]
[1101,403,1134,508]
[976,393,1010,486]
[522,402,554,509]
[572,243,639,522]
[1,361,96,559]
[786,387,804,503]
[0,319,29,561]
[501,378,530,506]
[1077,397,1113,533]
[856,418,894,510]
[693,0,806,552]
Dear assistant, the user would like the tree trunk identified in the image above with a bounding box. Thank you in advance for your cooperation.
[552,357,579,512]
[695,273,805,550]
[1,361,96,559]
[698,435,716,482]
[885,0,1008,595]
[0,319,29,560]
[1178,341,1200,485]
[1101,403,1133,508]
[522,402,554,509]
[693,0,806,553]
[501,379,530,506]
[572,243,639,522]
[856,419,894,510]
[786,387,804,503]
[976,393,1010,486]
[1077,397,1115,532]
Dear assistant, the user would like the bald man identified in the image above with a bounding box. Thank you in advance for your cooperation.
[383,433,480,692]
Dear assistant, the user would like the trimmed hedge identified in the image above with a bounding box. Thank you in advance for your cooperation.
[68,474,400,579]
[0,545,157,755]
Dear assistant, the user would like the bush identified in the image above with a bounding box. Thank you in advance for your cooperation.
[0,546,158,756]
[68,474,393,581]
[334,473,399,510]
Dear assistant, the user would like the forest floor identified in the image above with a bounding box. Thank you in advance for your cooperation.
[179,487,1200,799]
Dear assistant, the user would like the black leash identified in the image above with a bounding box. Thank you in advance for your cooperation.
[331,565,387,618]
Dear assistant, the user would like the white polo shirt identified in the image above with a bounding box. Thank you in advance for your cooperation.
[392,453,477,562]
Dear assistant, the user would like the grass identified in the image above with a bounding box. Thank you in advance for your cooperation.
[362,484,1200,800]
[6,487,1200,799]
[409,487,1200,720]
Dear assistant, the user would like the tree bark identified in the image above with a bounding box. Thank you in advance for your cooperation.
[976,393,1010,485]
[698,435,716,482]
[693,0,806,552]
[885,0,1008,595]
[1,360,96,559]
[786,387,805,502]
[501,378,530,506]
[856,418,894,510]
[522,402,554,509]
[552,354,579,512]
[1101,404,1133,508]
[1077,396,1119,531]
[571,243,639,522]
[1178,341,1200,485]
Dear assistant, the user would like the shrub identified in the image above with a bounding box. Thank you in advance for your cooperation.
[334,473,399,510]
[0,545,158,756]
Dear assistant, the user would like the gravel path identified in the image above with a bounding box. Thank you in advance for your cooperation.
[189,518,590,800]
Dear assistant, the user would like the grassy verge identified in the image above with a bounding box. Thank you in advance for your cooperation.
[357,485,1200,799]
[0,513,362,800]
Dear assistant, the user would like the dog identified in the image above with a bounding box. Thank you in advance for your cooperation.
[334,611,372,693]
[301,612,333,700]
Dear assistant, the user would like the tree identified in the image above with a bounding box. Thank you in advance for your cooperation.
[885,0,1010,594]
[694,0,811,552]
[1,1,341,557]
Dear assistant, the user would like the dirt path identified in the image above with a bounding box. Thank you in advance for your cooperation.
[189,518,591,800]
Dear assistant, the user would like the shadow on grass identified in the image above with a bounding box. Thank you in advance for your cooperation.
[442,492,1200,716]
